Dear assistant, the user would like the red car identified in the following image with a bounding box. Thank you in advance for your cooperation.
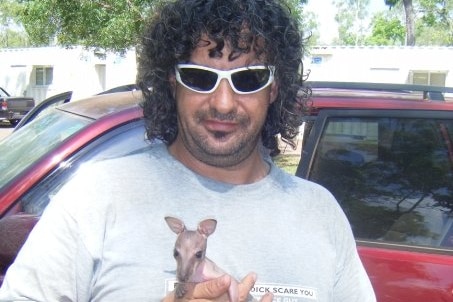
[0,83,452,301]
[0,90,146,284]
[297,82,453,302]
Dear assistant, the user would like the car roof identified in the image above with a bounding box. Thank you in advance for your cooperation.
[58,90,143,120]
[307,82,453,113]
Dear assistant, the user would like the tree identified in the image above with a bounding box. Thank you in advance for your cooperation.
[366,13,405,45]
[385,0,416,45]
[416,0,453,45]
[17,0,160,53]
[15,0,307,53]
[383,0,453,46]
[0,0,29,47]
[333,0,370,45]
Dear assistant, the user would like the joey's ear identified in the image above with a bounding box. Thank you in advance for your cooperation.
[165,216,185,234]
[197,219,217,237]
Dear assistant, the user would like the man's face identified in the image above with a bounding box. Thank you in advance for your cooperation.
[170,39,278,168]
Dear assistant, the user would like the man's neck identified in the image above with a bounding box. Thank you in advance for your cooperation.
[167,142,270,185]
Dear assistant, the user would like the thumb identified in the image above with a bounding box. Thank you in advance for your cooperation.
[260,292,274,302]
[191,274,231,299]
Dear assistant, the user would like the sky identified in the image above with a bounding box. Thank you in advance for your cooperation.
[305,0,388,43]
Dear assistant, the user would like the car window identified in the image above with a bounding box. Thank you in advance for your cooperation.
[0,110,91,189]
[18,120,151,216]
[309,116,453,250]
[14,91,73,130]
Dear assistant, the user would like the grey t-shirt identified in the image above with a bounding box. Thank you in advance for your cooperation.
[0,143,375,301]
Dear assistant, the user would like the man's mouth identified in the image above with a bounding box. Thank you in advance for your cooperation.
[203,119,238,133]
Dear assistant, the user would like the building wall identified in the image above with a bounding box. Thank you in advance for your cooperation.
[0,46,136,103]
[1,45,452,104]
[306,46,453,87]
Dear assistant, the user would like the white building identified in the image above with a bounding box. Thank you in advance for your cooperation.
[0,46,136,103]
[1,45,453,104]
[306,46,453,87]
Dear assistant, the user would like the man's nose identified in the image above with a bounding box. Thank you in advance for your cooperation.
[209,79,237,113]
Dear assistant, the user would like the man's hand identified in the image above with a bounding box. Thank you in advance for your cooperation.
[162,273,273,301]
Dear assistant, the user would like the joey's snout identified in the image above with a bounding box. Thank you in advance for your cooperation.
[176,256,204,282]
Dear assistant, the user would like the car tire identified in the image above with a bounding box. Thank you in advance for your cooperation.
[9,120,19,127]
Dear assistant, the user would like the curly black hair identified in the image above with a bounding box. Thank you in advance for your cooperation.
[137,0,310,153]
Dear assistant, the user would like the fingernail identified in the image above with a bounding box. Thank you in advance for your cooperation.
[251,272,257,282]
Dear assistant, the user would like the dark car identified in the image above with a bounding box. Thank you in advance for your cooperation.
[13,91,73,130]
[13,84,138,130]
[297,82,453,302]
[0,87,35,126]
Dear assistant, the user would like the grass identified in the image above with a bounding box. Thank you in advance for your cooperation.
[273,154,301,174]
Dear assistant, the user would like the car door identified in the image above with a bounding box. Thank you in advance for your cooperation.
[297,109,453,302]
[0,120,151,284]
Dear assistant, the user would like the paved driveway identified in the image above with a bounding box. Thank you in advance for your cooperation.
[0,123,13,141]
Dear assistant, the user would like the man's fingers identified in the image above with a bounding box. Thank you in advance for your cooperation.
[164,273,273,302]
[238,272,257,298]
[238,272,258,301]
[260,292,274,302]
[161,291,175,302]
[239,273,274,302]
[191,274,231,299]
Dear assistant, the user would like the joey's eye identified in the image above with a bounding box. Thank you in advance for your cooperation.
[195,251,203,259]
[173,249,179,258]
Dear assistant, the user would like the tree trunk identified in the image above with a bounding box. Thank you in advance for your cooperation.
[403,0,415,45]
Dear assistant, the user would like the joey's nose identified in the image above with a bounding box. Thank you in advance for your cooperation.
[209,79,236,113]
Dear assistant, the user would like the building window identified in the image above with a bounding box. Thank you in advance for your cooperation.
[409,70,447,86]
[35,66,53,86]
[311,56,323,64]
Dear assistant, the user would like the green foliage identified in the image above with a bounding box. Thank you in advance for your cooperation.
[382,0,453,46]
[416,25,452,45]
[7,0,310,53]
[0,0,29,47]
[0,0,22,25]
[366,13,405,45]
[416,0,453,45]
[281,0,319,46]
[18,0,158,53]
[6,0,453,48]
[273,154,300,175]
[385,0,399,6]
[0,28,29,48]
[333,0,371,45]
[301,10,321,46]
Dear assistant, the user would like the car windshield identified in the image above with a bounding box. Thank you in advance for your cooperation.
[0,109,91,188]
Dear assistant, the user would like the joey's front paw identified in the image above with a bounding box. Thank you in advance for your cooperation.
[175,283,188,299]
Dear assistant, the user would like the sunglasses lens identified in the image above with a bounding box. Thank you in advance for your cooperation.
[232,69,271,92]
[178,68,218,92]
[176,65,273,94]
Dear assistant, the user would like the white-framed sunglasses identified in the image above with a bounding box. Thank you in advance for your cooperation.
[175,64,275,94]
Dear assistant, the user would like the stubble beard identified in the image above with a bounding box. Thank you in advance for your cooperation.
[179,110,262,168]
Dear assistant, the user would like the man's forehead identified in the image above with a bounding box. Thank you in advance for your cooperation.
[193,35,266,62]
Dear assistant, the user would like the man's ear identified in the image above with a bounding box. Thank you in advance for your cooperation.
[169,75,176,98]
[269,81,278,104]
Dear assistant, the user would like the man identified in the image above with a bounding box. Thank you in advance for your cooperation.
[0,0,376,301]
